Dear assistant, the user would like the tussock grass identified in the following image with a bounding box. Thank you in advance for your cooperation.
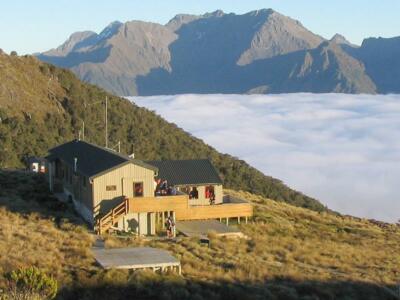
[0,171,95,288]
[1,173,399,299]
[142,190,400,297]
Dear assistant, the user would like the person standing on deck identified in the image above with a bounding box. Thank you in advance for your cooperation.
[165,216,175,238]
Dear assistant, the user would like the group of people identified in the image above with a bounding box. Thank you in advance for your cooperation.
[154,178,216,205]
[154,178,177,196]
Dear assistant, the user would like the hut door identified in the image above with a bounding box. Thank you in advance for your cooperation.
[122,178,134,198]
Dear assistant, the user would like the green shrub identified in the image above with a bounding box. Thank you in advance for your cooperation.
[4,267,57,300]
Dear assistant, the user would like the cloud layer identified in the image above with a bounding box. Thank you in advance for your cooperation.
[129,93,400,222]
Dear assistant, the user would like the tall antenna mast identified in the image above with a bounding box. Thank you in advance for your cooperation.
[109,141,121,153]
[105,96,108,148]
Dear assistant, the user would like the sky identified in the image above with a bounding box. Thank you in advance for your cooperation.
[131,94,400,223]
[0,0,399,54]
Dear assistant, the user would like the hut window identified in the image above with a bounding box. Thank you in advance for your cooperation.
[205,186,215,199]
[134,182,143,197]
[106,185,117,191]
[189,187,199,199]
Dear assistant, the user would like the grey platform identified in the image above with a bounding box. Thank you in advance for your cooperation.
[176,220,244,238]
[93,247,181,273]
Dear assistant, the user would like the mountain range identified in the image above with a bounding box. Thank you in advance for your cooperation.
[37,9,400,96]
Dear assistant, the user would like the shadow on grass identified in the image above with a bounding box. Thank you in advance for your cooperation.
[57,273,399,300]
[0,170,86,227]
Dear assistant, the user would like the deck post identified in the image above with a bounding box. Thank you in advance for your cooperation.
[162,212,165,229]
[98,219,102,235]
[238,217,241,224]
[122,215,126,231]
[172,211,176,237]
[226,218,229,226]
[137,213,141,235]
[150,212,156,235]
[245,216,248,224]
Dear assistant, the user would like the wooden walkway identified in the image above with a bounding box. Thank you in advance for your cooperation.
[93,247,181,274]
[176,220,244,238]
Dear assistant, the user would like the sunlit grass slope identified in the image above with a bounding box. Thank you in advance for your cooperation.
[0,172,399,300]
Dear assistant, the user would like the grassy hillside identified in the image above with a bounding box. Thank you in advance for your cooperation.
[0,52,325,211]
[0,171,399,300]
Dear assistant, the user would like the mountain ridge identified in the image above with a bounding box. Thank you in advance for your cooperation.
[37,9,400,95]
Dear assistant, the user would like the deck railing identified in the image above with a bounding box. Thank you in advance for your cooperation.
[127,193,252,221]
[222,194,248,204]
[128,194,188,216]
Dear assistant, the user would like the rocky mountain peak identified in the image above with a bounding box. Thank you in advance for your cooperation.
[236,9,324,65]
[166,13,201,31]
[44,31,97,57]
[246,8,275,17]
[207,10,225,17]
[99,21,123,40]
[330,33,352,46]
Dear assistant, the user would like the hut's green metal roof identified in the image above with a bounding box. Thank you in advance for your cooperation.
[47,140,157,178]
[145,159,222,186]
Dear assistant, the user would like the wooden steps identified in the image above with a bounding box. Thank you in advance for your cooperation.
[96,198,129,235]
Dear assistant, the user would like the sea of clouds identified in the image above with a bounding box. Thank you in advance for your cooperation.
[129,93,400,223]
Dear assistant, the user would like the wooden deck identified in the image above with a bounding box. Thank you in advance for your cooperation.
[96,193,252,234]
[127,194,253,221]
[93,247,181,273]
[176,220,245,238]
